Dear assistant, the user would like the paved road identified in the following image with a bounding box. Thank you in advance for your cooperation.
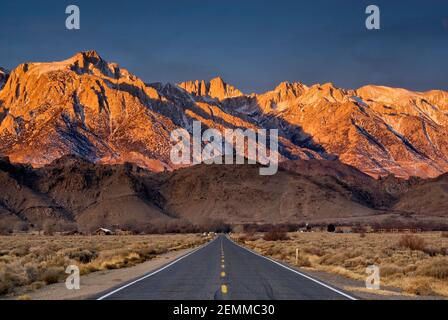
[97,235,356,300]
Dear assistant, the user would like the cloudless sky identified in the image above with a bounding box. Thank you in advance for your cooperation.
[0,0,447,93]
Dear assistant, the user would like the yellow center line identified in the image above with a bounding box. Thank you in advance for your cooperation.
[221,264,225,268]
[221,271,226,277]
[221,285,228,294]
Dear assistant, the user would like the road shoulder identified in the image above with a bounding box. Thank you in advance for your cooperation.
[296,268,445,300]
[228,236,444,300]
[14,246,198,300]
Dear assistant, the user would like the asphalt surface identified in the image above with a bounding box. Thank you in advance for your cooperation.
[97,235,356,300]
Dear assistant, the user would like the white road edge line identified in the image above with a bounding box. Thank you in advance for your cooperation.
[97,237,218,300]
[227,236,358,300]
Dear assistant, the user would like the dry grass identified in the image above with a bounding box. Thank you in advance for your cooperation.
[263,230,290,241]
[0,234,207,296]
[234,232,448,297]
[397,235,426,251]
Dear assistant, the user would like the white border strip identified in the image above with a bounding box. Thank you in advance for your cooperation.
[227,236,358,300]
[97,237,217,300]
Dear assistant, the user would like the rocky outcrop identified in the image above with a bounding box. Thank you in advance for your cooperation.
[179,77,243,100]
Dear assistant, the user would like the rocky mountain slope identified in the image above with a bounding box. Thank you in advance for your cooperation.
[0,156,445,232]
[0,156,169,231]
[1,51,448,178]
[0,51,178,171]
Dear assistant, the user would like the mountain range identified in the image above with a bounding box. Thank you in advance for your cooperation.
[0,51,447,230]
[1,51,448,178]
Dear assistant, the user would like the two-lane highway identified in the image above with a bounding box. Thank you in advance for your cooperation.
[97,235,356,300]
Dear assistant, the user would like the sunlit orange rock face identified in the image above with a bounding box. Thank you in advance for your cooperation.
[1,51,447,178]
[179,77,243,100]
[0,51,178,171]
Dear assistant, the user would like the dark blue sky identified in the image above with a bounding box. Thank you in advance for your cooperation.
[1,0,447,93]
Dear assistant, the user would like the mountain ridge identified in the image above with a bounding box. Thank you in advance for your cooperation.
[1,51,448,178]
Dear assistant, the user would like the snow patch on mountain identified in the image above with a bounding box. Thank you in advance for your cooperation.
[0,67,9,90]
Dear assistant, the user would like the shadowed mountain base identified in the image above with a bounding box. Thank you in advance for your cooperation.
[0,156,447,233]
